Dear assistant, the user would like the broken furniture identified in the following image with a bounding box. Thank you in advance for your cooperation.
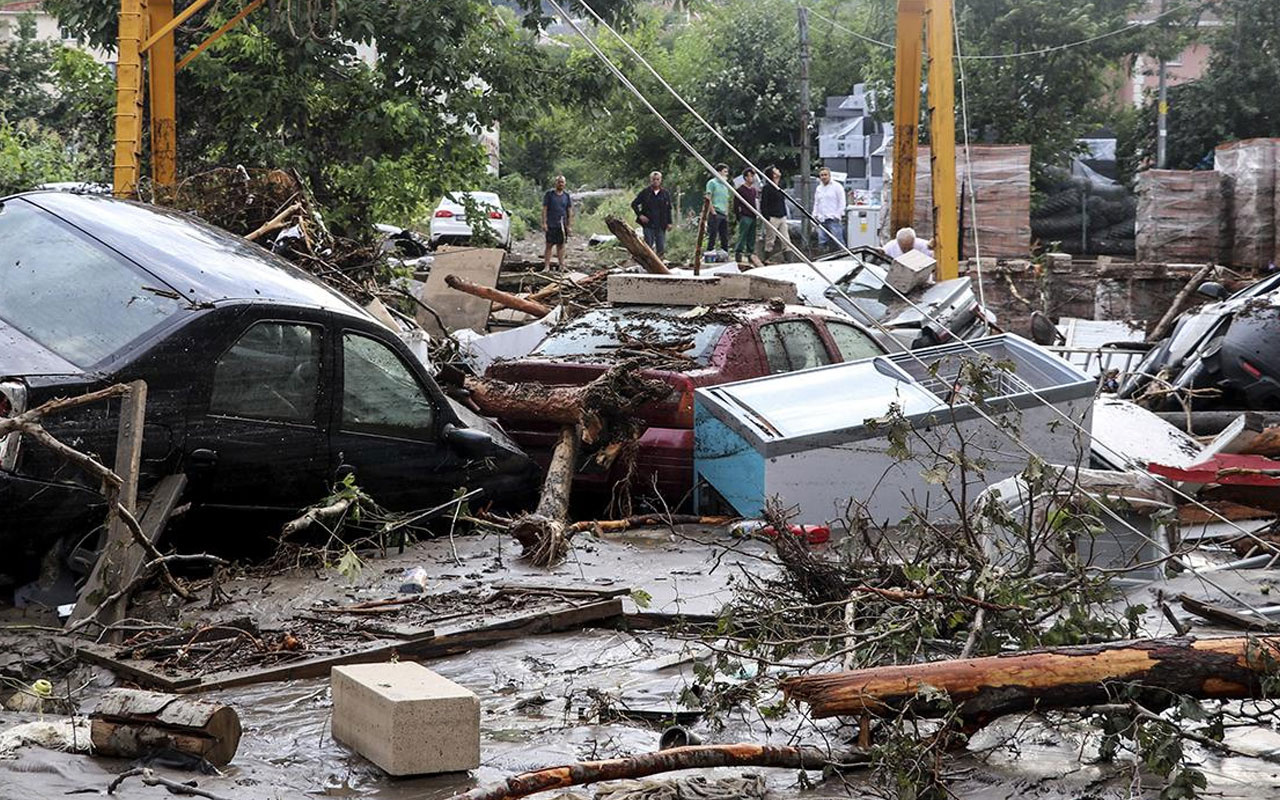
[693,334,1094,526]
[332,661,480,776]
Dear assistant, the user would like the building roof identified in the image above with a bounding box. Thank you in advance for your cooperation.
[0,2,44,13]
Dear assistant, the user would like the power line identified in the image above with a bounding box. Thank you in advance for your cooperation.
[801,1,1198,60]
[552,0,1271,613]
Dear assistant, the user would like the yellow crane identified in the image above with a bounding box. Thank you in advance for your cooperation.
[112,0,264,198]
[890,0,959,280]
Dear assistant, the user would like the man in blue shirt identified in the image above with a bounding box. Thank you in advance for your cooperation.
[542,175,573,269]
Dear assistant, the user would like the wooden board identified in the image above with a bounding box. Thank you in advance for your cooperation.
[416,246,505,336]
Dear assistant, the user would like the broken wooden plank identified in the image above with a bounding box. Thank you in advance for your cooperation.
[181,598,625,693]
[782,636,1280,723]
[416,246,505,335]
[1178,594,1280,633]
[67,380,148,632]
[75,644,201,692]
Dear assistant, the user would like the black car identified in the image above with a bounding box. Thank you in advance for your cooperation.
[0,192,536,577]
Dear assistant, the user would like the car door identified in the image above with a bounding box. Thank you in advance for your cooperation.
[755,319,837,374]
[184,315,332,510]
[329,328,466,511]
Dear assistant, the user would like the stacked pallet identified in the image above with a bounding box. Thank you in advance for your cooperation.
[906,145,1032,258]
[1135,170,1226,264]
[1215,138,1277,269]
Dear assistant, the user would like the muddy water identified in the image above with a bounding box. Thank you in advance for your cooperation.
[4,528,1280,798]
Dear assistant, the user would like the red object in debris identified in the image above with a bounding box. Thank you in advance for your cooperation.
[761,524,831,545]
[1148,453,1280,487]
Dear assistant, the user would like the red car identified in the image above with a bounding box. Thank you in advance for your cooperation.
[481,301,887,503]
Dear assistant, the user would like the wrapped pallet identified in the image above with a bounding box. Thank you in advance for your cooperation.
[1135,170,1226,263]
[1215,138,1277,269]
[905,145,1032,258]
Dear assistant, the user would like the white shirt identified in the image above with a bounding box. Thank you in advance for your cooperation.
[812,180,846,221]
[883,238,934,258]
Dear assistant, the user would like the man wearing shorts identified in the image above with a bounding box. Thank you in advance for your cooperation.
[542,175,572,269]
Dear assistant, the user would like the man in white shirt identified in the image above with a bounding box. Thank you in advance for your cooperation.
[883,226,934,258]
[811,168,846,252]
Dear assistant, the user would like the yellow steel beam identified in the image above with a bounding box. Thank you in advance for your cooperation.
[177,0,264,70]
[112,0,148,198]
[925,0,958,280]
[148,0,177,188]
[890,0,925,236]
[139,0,212,52]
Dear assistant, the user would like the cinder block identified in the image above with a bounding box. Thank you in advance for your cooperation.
[331,662,479,776]
[607,273,798,306]
[885,249,935,294]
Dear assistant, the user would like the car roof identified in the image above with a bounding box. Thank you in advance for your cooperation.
[8,192,373,319]
[439,191,501,206]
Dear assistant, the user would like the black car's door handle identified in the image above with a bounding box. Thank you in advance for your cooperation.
[189,448,218,469]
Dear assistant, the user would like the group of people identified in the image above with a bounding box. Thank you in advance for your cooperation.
[539,167,933,269]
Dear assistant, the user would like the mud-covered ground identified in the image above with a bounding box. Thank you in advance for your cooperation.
[3,528,1280,799]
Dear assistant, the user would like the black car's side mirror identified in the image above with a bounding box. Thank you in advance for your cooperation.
[443,423,493,458]
[1197,281,1228,300]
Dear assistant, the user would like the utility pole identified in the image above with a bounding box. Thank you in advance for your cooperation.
[1156,0,1168,169]
[798,5,812,246]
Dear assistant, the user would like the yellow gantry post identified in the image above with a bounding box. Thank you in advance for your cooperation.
[111,0,148,198]
[925,0,959,280]
[148,0,177,189]
[890,0,925,236]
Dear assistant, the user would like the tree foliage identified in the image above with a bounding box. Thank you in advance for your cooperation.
[1141,0,1280,169]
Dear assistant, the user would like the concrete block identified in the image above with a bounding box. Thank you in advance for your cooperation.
[885,249,935,294]
[331,662,479,776]
[607,273,798,306]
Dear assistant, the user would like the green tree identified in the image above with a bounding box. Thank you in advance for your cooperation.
[1140,0,1280,169]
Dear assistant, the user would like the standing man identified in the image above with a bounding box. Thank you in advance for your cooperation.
[704,163,731,252]
[812,167,847,253]
[541,175,573,270]
[631,170,674,256]
[759,165,791,263]
[733,168,760,266]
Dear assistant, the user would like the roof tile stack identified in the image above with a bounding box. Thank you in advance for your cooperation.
[1135,170,1226,264]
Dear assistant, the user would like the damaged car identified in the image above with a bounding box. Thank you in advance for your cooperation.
[478,301,887,501]
[1118,271,1280,410]
[744,246,994,350]
[0,192,537,578]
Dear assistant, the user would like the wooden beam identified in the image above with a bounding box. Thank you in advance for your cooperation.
[68,380,148,633]
[605,215,670,274]
[890,0,925,235]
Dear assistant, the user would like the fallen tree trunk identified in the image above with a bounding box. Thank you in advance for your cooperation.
[445,274,553,318]
[605,215,670,275]
[91,688,242,766]
[782,636,1280,724]
[447,743,869,800]
[1148,263,1217,343]
[570,514,734,534]
[511,425,580,567]
[465,378,590,426]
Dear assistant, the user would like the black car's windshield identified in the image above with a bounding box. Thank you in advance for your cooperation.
[533,308,728,365]
[0,199,185,367]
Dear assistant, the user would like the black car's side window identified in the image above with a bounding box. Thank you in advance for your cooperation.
[210,322,321,424]
[759,320,833,374]
[341,332,435,438]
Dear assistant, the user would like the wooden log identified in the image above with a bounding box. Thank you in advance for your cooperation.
[448,743,869,800]
[90,688,242,766]
[511,425,580,566]
[1147,262,1216,342]
[605,215,670,275]
[68,380,148,633]
[782,636,1280,724]
[569,514,734,533]
[445,274,552,318]
[692,196,711,276]
[465,377,588,425]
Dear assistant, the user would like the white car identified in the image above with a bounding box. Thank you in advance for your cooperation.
[429,191,511,249]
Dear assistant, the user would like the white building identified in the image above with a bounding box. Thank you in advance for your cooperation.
[0,0,114,64]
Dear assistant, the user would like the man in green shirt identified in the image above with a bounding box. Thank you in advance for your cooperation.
[704,163,731,251]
